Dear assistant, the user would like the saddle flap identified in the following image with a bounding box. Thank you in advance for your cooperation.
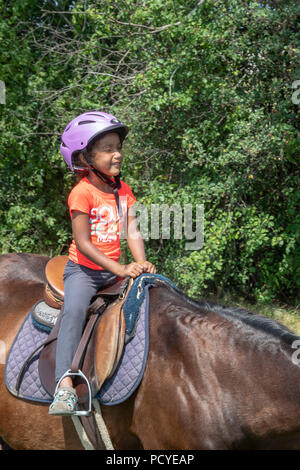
[93,301,126,391]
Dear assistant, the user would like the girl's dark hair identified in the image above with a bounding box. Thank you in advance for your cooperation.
[72,150,89,178]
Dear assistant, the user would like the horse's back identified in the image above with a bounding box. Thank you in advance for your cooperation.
[0,252,49,286]
[0,253,50,355]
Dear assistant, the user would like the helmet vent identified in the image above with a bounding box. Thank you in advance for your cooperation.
[78,120,96,125]
[86,113,106,118]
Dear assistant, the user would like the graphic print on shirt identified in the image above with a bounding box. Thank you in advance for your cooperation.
[89,196,128,243]
[68,178,136,269]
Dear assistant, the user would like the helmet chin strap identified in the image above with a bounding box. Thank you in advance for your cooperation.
[91,167,123,218]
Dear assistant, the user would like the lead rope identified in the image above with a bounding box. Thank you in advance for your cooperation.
[93,399,115,449]
[71,400,114,450]
[71,416,94,450]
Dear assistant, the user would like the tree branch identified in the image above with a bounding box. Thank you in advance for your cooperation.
[41,0,206,35]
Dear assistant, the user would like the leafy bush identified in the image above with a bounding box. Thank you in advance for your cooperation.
[0,0,299,304]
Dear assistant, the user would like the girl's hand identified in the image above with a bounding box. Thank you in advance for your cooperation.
[139,260,156,274]
[120,262,144,278]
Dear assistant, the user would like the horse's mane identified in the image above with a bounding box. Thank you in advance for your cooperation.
[156,279,299,346]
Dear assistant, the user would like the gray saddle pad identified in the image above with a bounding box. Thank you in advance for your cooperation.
[4,285,151,406]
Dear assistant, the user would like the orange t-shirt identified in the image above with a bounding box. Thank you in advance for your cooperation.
[68,177,136,270]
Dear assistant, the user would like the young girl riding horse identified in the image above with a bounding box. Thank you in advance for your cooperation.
[49,111,156,415]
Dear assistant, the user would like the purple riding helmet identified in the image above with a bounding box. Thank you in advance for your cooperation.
[60,111,129,171]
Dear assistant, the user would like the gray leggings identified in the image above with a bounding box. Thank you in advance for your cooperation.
[55,260,117,383]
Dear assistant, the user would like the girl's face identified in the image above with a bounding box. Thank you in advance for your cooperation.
[89,132,123,177]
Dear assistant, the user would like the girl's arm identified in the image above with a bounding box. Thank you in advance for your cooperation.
[71,210,144,278]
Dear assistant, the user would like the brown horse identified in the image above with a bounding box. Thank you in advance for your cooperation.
[1,252,300,450]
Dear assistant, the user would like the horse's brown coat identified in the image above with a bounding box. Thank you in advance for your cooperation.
[1,253,300,450]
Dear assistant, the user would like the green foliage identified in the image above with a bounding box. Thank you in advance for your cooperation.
[0,0,299,304]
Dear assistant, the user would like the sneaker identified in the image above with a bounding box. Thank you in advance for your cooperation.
[49,386,78,416]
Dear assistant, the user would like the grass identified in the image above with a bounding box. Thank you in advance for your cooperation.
[241,301,300,335]
[207,291,300,336]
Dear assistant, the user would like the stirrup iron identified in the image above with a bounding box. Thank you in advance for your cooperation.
[55,369,92,416]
